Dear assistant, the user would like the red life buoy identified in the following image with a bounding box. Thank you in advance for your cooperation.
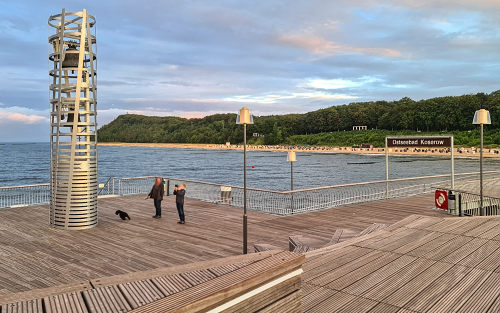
[435,190,448,210]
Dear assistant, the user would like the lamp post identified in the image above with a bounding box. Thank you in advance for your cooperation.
[236,107,253,254]
[473,109,491,216]
[287,151,296,213]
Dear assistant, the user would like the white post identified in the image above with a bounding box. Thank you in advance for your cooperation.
[385,137,389,199]
[451,136,454,190]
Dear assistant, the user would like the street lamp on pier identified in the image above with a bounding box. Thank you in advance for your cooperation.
[287,151,296,213]
[236,107,253,254]
[473,109,491,216]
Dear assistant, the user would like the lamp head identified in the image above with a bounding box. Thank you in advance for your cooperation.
[236,107,254,124]
[287,151,296,162]
[473,109,491,125]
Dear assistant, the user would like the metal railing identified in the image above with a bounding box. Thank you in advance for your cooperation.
[1,170,499,215]
[440,189,500,217]
[0,183,51,208]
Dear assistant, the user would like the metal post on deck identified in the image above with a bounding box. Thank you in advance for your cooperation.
[243,123,248,254]
[458,193,463,217]
[473,109,491,216]
[450,136,455,190]
[287,151,296,214]
[236,106,252,255]
[480,124,484,216]
[385,137,389,199]
[291,161,294,213]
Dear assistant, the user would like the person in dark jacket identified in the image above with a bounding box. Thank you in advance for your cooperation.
[173,183,186,224]
[146,177,164,218]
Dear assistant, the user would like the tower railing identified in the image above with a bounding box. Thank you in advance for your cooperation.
[48,9,98,229]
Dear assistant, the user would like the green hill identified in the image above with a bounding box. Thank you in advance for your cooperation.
[97,91,500,147]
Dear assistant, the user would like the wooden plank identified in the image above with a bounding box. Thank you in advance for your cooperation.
[334,296,379,313]
[403,216,443,230]
[423,236,474,261]
[342,255,417,295]
[326,253,401,290]
[82,285,131,313]
[447,218,491,235]
[392,231,443,255]
[151,274,192,296]
[0,299,43,313]
[477,223,500,240]
[458,240,500,268]
[180,269,217,286]
[486,291,500,313]
[457,272,500,313]
[0,282,92,306]
[307,250,389,286]
[257,290,301,313]
[426,268,491,313]
[463,219,500,237]
[382,262,457,307]
[221,275,301,312]
[44,292,88,313]
[440,238,489,264]
[90,250,275,288]
[366,302,401,313]
[405,233,456,257]
[117,280,163,309]
[305,291,356,313]
[302,284,337,312]
[362,258,436,302]
[303,247,373,282]
[129,251,304,313]
[475,246,500,272]
[403,265,474,312]
[358,224,387,236]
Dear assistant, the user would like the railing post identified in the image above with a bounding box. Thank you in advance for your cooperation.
[385,137,389,199]
[458,193,463,217]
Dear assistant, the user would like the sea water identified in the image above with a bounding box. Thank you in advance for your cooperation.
[1,142,500,191]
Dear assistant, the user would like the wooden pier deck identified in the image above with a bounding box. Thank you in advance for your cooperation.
[302,214,500,312]
[0,193,446,297]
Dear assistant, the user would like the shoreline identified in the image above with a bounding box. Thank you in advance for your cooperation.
[99,142,500,159]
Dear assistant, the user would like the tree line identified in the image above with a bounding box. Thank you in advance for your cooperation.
[97,91,500,147]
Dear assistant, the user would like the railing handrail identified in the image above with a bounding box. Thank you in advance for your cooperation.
[436,187,500,200]
[0,183,50,190]
[285,170,500,194]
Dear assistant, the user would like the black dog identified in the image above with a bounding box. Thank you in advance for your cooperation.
[115,210,130,220]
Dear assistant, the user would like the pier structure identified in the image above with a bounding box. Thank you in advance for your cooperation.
[48,9,98,229]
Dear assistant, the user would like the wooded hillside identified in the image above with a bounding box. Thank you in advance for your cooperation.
[97,91,500,146]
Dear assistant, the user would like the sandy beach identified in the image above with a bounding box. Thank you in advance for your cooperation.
[99,142,500,158]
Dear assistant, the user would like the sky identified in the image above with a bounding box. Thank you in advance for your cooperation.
[0,0,499,142]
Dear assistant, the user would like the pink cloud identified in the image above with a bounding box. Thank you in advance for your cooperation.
[278,33,401,57]
[0,111,47,124]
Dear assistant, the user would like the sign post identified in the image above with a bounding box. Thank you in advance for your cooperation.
[385,136,454,199]
[385,137,389,198]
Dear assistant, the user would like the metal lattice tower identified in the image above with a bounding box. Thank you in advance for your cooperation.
[48,9,98,229]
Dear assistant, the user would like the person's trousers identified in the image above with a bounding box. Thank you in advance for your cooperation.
[154,199,162,217]
[176,202,185,222]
